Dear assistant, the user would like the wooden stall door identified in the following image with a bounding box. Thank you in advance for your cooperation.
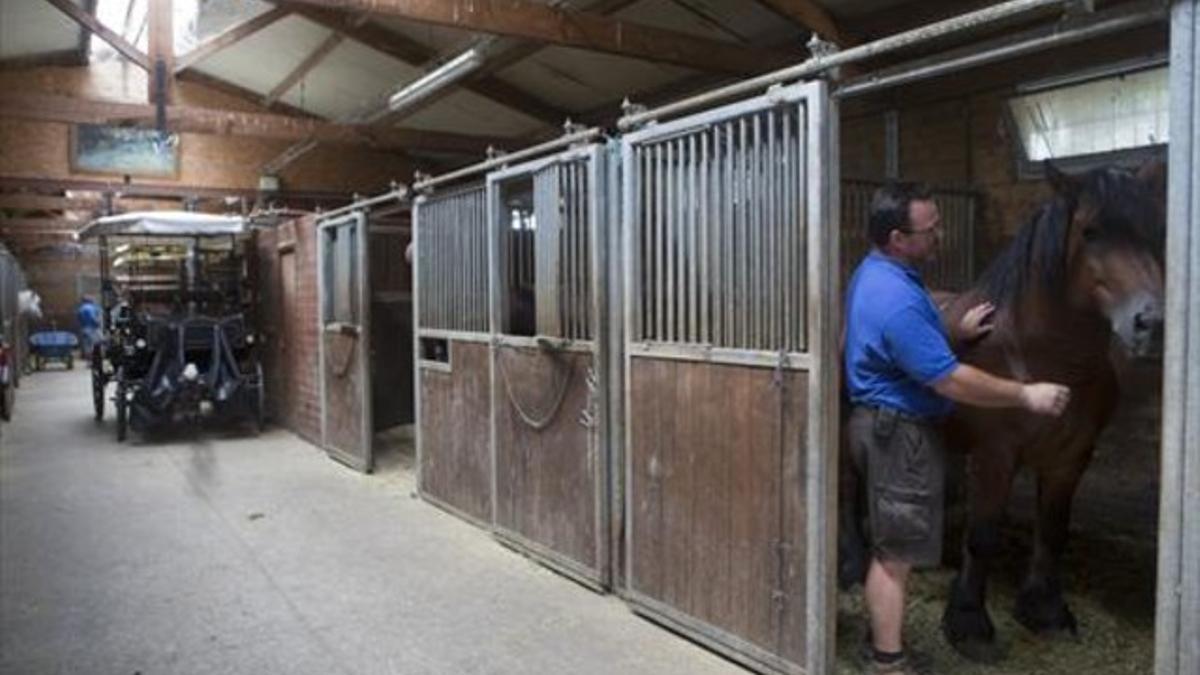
[414,186,493,525]
[318,212,373,472]
[490,151,609,587]
[620,80,838,674]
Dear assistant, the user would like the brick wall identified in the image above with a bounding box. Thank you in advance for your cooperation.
[255,216,321,445]
[1,62,414,341]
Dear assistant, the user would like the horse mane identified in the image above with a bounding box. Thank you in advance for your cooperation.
[973,166,1163,310]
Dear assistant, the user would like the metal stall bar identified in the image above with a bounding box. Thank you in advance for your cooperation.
[1157,3,1200,675]
[619,0,1072,130]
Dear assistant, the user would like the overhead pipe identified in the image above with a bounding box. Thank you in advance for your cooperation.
[316,183,409,222]
[836,0,1168,98]
[414,126,603,193]
[618,0,1078,130]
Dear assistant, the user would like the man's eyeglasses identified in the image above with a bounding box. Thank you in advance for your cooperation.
[903,224,941,238]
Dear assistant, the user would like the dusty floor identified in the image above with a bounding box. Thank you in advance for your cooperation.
[0,370,741,675]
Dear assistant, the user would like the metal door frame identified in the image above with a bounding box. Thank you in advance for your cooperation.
[1157,2,1200,673]
[316,210,374,472]
[485,142,611,588]
[619,79,839,675]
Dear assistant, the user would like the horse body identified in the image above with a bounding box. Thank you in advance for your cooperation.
[839,162,1166,661]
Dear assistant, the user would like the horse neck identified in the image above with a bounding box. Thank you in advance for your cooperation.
[999,286,1112,381]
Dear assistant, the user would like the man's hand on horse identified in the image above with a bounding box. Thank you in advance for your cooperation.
[954,301,996,344]
[1020,382,1072,416]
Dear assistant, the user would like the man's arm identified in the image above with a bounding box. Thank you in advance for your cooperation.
[932,363,1070,416]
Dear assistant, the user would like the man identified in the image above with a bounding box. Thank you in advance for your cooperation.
[844,182,1071,674]
[76,295,102,357]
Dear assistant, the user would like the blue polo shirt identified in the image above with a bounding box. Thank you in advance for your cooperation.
[844,250,957,419]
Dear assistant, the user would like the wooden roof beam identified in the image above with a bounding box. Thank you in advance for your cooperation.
[0,92,512,155]
[282,3,569,127]
[43,0,150,71]
[263,31,345,106]
[78,0,97,64]
[174,7,292,74]
[753,0,856,46]
[283,0,798,74]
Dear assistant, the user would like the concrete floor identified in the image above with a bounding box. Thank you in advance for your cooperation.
[1,370,742,675]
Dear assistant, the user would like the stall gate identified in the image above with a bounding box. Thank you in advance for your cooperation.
[317,212,374,472]
[413,184,493,525]
[619,80,839,674]
[487,145,612,588]
[841,180,978,291]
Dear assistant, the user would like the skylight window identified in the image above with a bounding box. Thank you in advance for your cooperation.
[90,0,201,60]
[1007,62,1168,175]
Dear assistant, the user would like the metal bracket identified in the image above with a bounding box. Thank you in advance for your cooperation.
[620,97,652,130]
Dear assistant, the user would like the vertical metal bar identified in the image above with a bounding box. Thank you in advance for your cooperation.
[699,128,710,345]
[688,134,700,344]
[655,143,665,342]
[665,140,676,343]
[749,113,760,349]
[637,148,647,341]
[782,108,794,352]
[798,105,809,351]
[738,116,749,349]
[767,109,779,349]
[724,120,735,348]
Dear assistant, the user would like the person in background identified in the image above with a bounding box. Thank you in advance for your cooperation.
[844,182,1072,675]
[76,295,102,358]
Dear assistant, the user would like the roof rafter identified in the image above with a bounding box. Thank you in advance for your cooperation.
[283,3,568,126]
[0,92,512,155]
[42,0,150,71]
[263,30,345,106]
[174,7,292,73]
[283,0,798,74]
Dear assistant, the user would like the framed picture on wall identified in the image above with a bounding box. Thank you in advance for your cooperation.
[70,124,180,178]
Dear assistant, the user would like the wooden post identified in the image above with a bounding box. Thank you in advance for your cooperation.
[147,0,174,107]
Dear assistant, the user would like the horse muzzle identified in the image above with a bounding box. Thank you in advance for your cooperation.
[1113,295,1164,360]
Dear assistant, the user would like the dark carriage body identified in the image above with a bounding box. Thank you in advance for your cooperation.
[80,212,263,440]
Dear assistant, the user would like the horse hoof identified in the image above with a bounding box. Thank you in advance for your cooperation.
[1014,585,1079,636]
[942,577,999,661]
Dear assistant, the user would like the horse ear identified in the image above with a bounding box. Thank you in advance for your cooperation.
[1136,158,1167,198]
[1044,160,1079,200]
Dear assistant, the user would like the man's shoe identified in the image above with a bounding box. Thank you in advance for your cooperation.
[863,654,927,675]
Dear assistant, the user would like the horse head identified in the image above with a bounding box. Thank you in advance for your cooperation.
[1046,160,1166,359]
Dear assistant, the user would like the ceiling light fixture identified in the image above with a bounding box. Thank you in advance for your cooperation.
[387,48,485,113]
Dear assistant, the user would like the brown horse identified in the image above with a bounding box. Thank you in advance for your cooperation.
[838,161,1167,660]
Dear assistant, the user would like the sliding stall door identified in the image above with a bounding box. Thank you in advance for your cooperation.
[487,146,610,588]
[620,80,838,674]
[318,212,373,472]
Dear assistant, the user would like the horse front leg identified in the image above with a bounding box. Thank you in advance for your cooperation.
[942,443,1017,661]
[1014,462,1088,635]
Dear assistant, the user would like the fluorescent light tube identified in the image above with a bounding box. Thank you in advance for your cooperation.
[387,48,485,113]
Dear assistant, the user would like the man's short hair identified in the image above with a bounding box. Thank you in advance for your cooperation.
[867,181,933,248]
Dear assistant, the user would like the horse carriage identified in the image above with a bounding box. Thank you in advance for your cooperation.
[79,212,263,441]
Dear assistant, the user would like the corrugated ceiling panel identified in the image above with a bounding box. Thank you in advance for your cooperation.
[0,0,83,58]
[497,46,696,114]
[190,15,332,99]
[400,89,545,137]
[278,40,423,120]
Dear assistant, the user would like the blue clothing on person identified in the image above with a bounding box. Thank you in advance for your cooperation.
[844,250,958,419]
[76,300,101,330]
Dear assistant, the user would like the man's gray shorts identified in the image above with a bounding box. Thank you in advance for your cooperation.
[848,405,946,568]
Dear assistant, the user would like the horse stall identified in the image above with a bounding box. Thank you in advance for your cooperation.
[413,132,617,587]
[253,198,414,471]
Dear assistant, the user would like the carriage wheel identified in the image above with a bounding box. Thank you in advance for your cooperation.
[115,388,128,442]
[92,371,105,422]
[91,348,105,422]
[253,362,265,434]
